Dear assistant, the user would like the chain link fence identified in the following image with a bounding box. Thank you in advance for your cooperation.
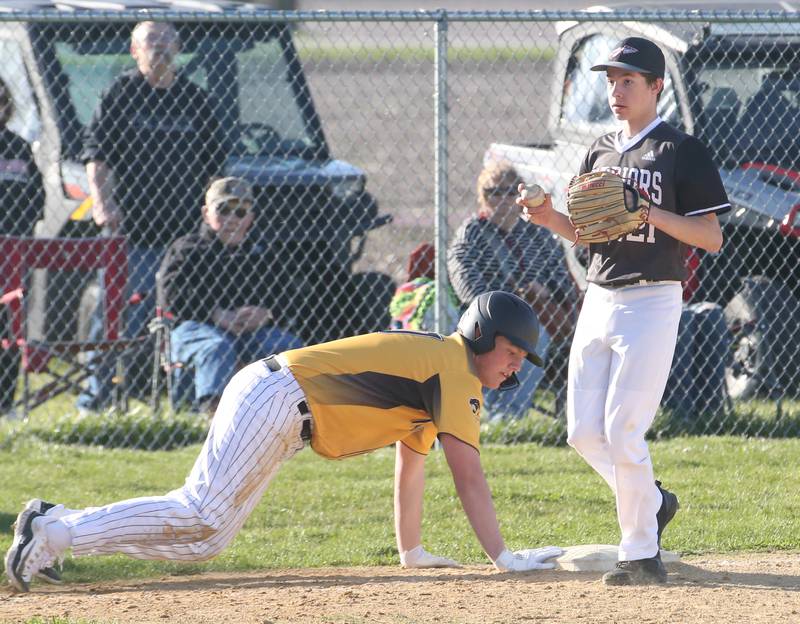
[0,8,798,448]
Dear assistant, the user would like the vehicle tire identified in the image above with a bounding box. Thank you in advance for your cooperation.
[723,276,800,399]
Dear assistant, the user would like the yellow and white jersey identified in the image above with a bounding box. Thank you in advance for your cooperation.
[280,331,483,459]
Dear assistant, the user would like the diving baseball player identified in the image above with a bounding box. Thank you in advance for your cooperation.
[6,292,563,592]
[519,36,730,585]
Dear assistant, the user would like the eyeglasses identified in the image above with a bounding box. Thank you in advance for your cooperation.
[215,203,252,218]
[483,186,519,199]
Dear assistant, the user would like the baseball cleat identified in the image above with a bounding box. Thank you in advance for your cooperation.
[34,565,63,585]
[602,553,667,586]
[5,509,61,592]
[13,499,66,585]
[655,481,679,548]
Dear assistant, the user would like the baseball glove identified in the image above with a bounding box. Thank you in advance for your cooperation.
[566,171,650,244]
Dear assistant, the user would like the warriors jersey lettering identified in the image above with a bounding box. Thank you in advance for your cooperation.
[279,331,483,459]
[579,117,731,286]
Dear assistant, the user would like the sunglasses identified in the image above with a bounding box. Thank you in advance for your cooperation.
[215,202,252,218]
[483,185,519,198]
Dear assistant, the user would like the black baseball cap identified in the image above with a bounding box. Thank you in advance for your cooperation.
[590,36,665,79]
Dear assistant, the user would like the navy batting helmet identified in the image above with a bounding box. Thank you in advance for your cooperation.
[457,291,543,390]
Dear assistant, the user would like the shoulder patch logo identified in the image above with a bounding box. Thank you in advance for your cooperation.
[610,44,638,60]
[469,398,481,417]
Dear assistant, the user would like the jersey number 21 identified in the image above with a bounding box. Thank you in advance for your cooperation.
[626,223,656,244]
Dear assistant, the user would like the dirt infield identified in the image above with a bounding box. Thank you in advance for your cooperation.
[2,552,799,623]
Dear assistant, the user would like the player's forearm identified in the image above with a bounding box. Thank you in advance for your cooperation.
[440,435,505,560]
[394,443,425,552]
[540,210,580,245]
[648,208,723,252]
[451,471,505,560]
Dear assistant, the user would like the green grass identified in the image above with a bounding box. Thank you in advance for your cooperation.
[1,436,799,586]
[5,370,799,449]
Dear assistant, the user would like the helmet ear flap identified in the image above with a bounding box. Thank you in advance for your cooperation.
[498,372,520,391]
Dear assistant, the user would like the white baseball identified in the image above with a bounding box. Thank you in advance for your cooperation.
[521,183,545,207]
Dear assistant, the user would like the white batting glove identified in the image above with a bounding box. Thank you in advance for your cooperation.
[400,545,460,568]
[493,546,563,572]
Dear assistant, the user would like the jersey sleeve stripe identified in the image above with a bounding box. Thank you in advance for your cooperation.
[684,202,731,216]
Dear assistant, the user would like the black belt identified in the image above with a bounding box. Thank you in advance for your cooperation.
[300,416,312,441]
[264,355,282,372]
[600,279,678,289]
[264,355,312,442]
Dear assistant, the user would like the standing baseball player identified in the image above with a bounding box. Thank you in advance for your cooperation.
[518,36,730,585]
[6,292,563,592]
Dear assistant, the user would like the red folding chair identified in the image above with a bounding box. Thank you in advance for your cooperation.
[0,236,147,416]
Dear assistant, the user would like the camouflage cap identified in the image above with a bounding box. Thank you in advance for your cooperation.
[205,177,254,209]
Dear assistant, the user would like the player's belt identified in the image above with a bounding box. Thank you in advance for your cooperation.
[602,279,681,289]
[264,355,313,442]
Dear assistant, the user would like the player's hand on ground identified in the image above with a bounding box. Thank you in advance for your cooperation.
[400,545,460,569]
[493,546,563,572]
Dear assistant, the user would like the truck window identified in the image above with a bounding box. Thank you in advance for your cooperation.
[561,35,615,125]
[53,34,314,156]
[694,67,800,167]
[238,41,309,146]
[54,42,133,127]
[0,32,42,143]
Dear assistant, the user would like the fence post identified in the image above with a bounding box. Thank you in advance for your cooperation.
[434,10,449,334]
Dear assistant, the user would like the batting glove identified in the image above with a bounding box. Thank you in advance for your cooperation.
[400,545,460,568]
[493,546,563,572]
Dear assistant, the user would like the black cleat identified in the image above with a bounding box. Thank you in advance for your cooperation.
[11,499,64,585]
[602,552,668,586]
[34,565,63,585]
[5,509,44,592]
[655,481,679,548]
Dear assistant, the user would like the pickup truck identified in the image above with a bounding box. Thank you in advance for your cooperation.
[485,11,800,399]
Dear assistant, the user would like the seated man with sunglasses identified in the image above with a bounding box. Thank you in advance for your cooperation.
[156,177,303,415]
[447,161,576,421]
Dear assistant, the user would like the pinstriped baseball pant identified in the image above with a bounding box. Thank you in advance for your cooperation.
[566,282,682,562]
[60,358,308,561]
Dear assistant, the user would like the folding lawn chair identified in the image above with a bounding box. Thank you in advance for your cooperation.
[148,305,190,414]
[0,236,148,416]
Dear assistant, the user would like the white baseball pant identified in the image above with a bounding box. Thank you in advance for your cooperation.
[60,357,309,561]
[566,282,682,561]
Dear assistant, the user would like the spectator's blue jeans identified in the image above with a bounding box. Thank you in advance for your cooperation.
[482,327,551,421]
[169,320,303,408]
[77,247,163,411]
